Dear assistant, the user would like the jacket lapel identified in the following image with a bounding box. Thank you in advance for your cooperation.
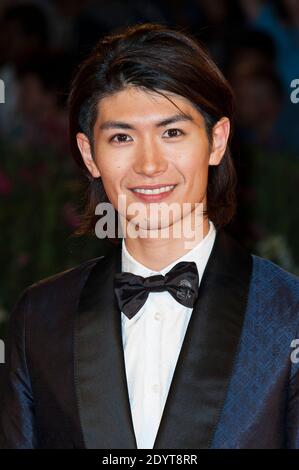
[153,228,253,448]
[75,228,253,449]
[75,242,137,449]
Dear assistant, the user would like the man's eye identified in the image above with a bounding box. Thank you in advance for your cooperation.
[163,128,184,138]
[110,134,133,143]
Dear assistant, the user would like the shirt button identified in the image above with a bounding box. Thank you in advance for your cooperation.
[154,312,161,321]
[152,384,160,394]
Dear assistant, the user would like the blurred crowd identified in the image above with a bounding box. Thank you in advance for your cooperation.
[0,0,299,318]
[1,0,299,155]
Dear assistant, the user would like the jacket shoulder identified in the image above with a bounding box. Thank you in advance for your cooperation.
[18,256,105,307]
[251,254,299,307]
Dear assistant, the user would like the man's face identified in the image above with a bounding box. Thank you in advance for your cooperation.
[77,86,229,233]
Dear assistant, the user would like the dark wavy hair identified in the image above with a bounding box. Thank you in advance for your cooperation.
[68,23,236,240]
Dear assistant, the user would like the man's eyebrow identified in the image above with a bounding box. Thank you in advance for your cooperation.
[99,113,194,131]
[156,113,194,127]
[99,121,135,131]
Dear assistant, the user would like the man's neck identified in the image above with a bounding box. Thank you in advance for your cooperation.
[123,216,210,272]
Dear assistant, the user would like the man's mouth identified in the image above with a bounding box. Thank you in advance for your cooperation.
[131,184,176,195]
[128,184,177,202]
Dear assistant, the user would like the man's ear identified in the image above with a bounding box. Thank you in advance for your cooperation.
[76,132,101,178]
[208,117,230,166]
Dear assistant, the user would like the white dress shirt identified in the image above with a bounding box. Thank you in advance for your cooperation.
[120,220,216,449]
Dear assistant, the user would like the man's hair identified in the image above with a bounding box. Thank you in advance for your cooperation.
[68,23,236,237]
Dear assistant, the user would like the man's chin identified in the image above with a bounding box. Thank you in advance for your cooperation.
[119,217,181,239]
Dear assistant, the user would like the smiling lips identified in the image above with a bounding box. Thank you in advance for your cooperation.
[130,184,176,201]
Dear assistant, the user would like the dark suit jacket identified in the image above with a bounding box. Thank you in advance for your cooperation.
[0,229,299,449]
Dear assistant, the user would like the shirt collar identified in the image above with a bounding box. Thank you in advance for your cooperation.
[121,220,216,285]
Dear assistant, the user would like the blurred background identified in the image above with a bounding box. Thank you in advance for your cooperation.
[0,0,299,338]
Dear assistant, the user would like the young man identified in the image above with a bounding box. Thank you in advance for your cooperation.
[1,24,299,449]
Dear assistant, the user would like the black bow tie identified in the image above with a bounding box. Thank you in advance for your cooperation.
[114,261,199,319]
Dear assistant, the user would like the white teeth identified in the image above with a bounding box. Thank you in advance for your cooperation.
[132,185,175,195]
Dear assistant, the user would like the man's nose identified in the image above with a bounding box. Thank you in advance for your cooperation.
[133,140,168,176]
